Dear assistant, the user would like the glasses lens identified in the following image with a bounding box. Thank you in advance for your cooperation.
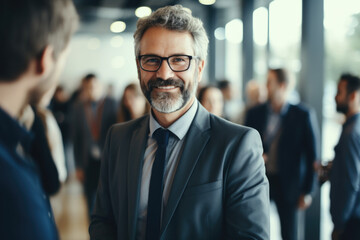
[140,56,161,71]
[169,56,190,71]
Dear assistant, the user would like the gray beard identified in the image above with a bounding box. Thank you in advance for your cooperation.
[142,77,198,114]
[150,91,185,113]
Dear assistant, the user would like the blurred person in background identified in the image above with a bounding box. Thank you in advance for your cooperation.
[117,82,149,123]
[237,79,267,124]
[50,86,70,144]
[245,79,267,109]
[50,85,73,177]
[197,85,224,117]
[217,79,243,122]
[72,73,117,218]
[330,73,360,240]
[37,85,68,184]
[245,68,319,240]
[0,0,78,239]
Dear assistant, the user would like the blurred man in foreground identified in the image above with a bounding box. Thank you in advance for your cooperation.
[0,0,78,239]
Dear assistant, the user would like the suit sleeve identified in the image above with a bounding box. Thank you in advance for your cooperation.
[224,128,270,240]
[302,108,319,195]
[243,107,254,128]
[330,132,360,231]
[89,126,117,240]
[71,102,85,169]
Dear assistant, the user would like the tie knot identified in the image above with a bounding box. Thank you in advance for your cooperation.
[153,128,170,147]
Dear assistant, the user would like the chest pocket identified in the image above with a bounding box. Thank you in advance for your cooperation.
[182,180,222,197]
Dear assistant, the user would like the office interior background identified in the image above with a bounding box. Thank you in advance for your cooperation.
[51,0,360,239]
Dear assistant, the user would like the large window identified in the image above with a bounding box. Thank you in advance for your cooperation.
[253,6,269,82]
[253,0,302,102]
[268,0,302,74]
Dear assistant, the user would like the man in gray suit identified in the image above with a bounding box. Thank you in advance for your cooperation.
[89,5,269,240]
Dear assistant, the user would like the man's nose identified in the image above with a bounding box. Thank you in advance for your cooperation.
[156,60,175,80]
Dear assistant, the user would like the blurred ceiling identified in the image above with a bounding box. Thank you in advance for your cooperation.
[73,0,243,35]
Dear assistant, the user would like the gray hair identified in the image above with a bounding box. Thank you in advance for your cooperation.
[133,5,209,61]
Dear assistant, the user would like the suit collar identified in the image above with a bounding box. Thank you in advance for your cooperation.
[127,105,212,239]
[127,116,150,240]
[266,101,290,116]
[161,103,211,235]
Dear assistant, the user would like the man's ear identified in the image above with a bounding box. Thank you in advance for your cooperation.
[136,59,142,80]
[35,45,55,76]
[197,60,205,83]
[349,90,358,103]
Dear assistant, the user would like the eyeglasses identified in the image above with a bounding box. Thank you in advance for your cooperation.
[138,55,197,72]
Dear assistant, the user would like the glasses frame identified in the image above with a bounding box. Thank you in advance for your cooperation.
[138,54,197,72]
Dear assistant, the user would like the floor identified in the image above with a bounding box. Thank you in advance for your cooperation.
[51,175,89,240]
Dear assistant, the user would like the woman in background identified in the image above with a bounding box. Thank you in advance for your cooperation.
[198,85,224,118]
[117,83,149,123]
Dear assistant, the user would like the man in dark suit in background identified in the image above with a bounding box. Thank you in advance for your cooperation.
[0,0,78,239]
[330,74,360,240]
[90,5,269,240]
[72,73,117,218]
[245,68,319,240]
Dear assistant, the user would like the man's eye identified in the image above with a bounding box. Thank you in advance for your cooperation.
[144,58,160,64]
[171,57,186,63]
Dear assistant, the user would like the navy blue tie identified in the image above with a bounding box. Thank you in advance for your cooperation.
[146,128,170,240]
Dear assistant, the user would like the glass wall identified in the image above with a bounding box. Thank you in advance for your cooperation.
[268,0,302,75]
[253,0,302,103]
[253,6,269,83]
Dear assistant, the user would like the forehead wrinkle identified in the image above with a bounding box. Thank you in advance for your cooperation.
[139,27,194,57]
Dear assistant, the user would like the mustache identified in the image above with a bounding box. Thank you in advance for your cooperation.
[148,78,184,90]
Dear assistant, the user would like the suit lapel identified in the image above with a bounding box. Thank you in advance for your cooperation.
[127,117,149,240]
[161,104,211,235]
[260,104,269,139]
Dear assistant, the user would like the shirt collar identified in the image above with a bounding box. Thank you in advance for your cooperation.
[267,101,289,116]
[149,100,198,140]
[343,112,360,128]
[0,106,34,152]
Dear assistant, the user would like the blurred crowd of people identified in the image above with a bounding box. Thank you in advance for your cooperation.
[44,67,360,240]
[1,1,359,240]
[48,74,150,217]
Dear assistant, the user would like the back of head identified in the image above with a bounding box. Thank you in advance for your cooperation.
[133,5,209,61]
[217,80,231,90]
[217,79,232,101]
[340,73,360,95]
[246,79,266,107]
[268,68,289,86]
[0,0,78,81]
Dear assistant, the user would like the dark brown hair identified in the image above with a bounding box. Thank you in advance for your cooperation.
[0,0,78,81]
[269,68,289,85]
[117,83,149,123]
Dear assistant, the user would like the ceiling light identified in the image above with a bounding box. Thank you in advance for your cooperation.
[225,19,243,43]
[135,6,152,18]
[199,0,216,6]
[110,21,126,33]
[214,27,225,40]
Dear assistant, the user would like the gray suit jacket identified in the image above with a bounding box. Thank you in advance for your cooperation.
[89,104,270,240]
